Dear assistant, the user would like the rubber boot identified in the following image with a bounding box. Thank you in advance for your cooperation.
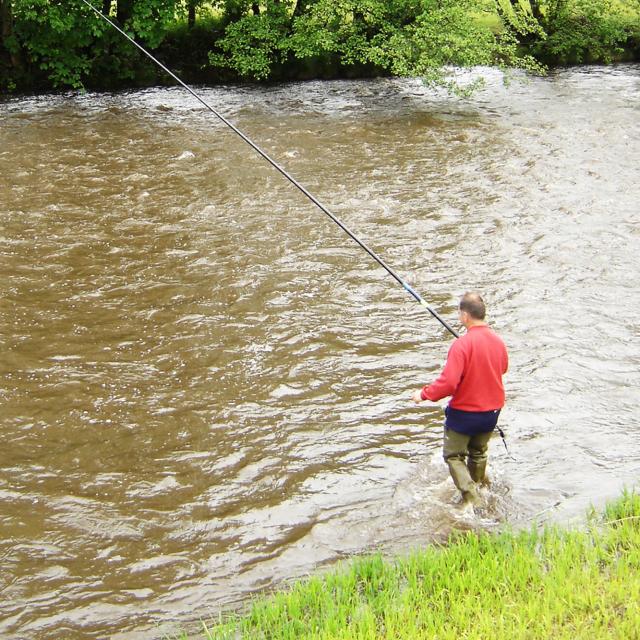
[461,486,480,506]
[467,459,488,486]
[446,458,476,494]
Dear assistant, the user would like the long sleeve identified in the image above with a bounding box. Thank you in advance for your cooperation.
[418,325,507,411]
[421,341,465,402]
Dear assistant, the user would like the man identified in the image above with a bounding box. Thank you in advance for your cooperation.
[412,292,508,506]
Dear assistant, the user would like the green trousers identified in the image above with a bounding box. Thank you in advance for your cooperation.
[442,427,493,495]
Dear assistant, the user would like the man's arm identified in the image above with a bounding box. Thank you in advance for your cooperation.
[412,342,465,404]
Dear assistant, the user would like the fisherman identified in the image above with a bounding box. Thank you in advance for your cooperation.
[412,292,508,506]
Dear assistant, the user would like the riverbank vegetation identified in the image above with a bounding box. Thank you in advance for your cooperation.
[1,0,639,92]
[183,490,640,639]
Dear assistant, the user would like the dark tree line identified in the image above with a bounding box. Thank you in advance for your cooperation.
[0,0,638,92]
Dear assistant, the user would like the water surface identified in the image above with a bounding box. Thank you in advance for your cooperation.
[1,66,639,638]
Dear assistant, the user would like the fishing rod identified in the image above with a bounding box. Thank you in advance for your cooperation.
[79,0,459,339]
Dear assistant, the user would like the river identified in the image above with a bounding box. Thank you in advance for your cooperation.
[1,65,639,639]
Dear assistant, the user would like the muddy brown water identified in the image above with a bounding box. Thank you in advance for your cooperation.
[1,66,639,638]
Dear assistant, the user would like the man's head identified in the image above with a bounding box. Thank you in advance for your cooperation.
[458,291,486,326]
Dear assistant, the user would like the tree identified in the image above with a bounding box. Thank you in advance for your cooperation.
[7,0,102,88]
[220,0,254,24]
[286,0,424,71]
[1,0,13,58]
[208,0,544,83]
[209,0,293,79]
[494,0,547,47]
[1,0,24,77]
[5,0,180,89]
[187,0,197,28]
[3,0,636,91]
[496,0,635,65]
[117,0,134,25]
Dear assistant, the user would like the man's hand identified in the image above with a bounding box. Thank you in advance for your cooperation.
[412,389,424,404]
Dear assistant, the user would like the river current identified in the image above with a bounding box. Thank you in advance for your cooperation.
[1,65,639,638]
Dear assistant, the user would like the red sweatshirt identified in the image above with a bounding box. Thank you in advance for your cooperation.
[420,325,508,412]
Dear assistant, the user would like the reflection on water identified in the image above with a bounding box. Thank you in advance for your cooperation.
[1,66,639,638]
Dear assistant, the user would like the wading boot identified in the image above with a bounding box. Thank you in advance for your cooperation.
[467,460,489,487]
[461,486,480,506]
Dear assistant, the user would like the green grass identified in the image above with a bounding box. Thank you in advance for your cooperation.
[182,490,640,639]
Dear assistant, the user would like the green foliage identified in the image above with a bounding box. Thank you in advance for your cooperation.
[1,0,639,91]
[287,0,423,70]
[12,0,105,88]
[540,0,632,63]
[129,0,180,48]
[209,0,292,80]
[8,0,179,89]
[399,0,545,84]
[218,0,255,24]
[196,491,640,640]
[208,0,547,84]
[499,0,636,64]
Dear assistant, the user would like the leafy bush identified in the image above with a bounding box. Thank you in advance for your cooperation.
[528,0,634,64]
[208,0,545,83]
[1,0,638,91]
[7,0,179,89]
[208,0,291,80]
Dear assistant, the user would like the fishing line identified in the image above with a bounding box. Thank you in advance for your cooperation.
[79,2,512,456]
[79,0,459,339]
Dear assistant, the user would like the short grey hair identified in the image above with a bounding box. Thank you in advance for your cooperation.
[459,292,486,320]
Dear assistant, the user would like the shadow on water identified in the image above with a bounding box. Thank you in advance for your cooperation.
[1,66,639,638]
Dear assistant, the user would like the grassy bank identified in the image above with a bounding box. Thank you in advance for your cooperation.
[185,490,640,639]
